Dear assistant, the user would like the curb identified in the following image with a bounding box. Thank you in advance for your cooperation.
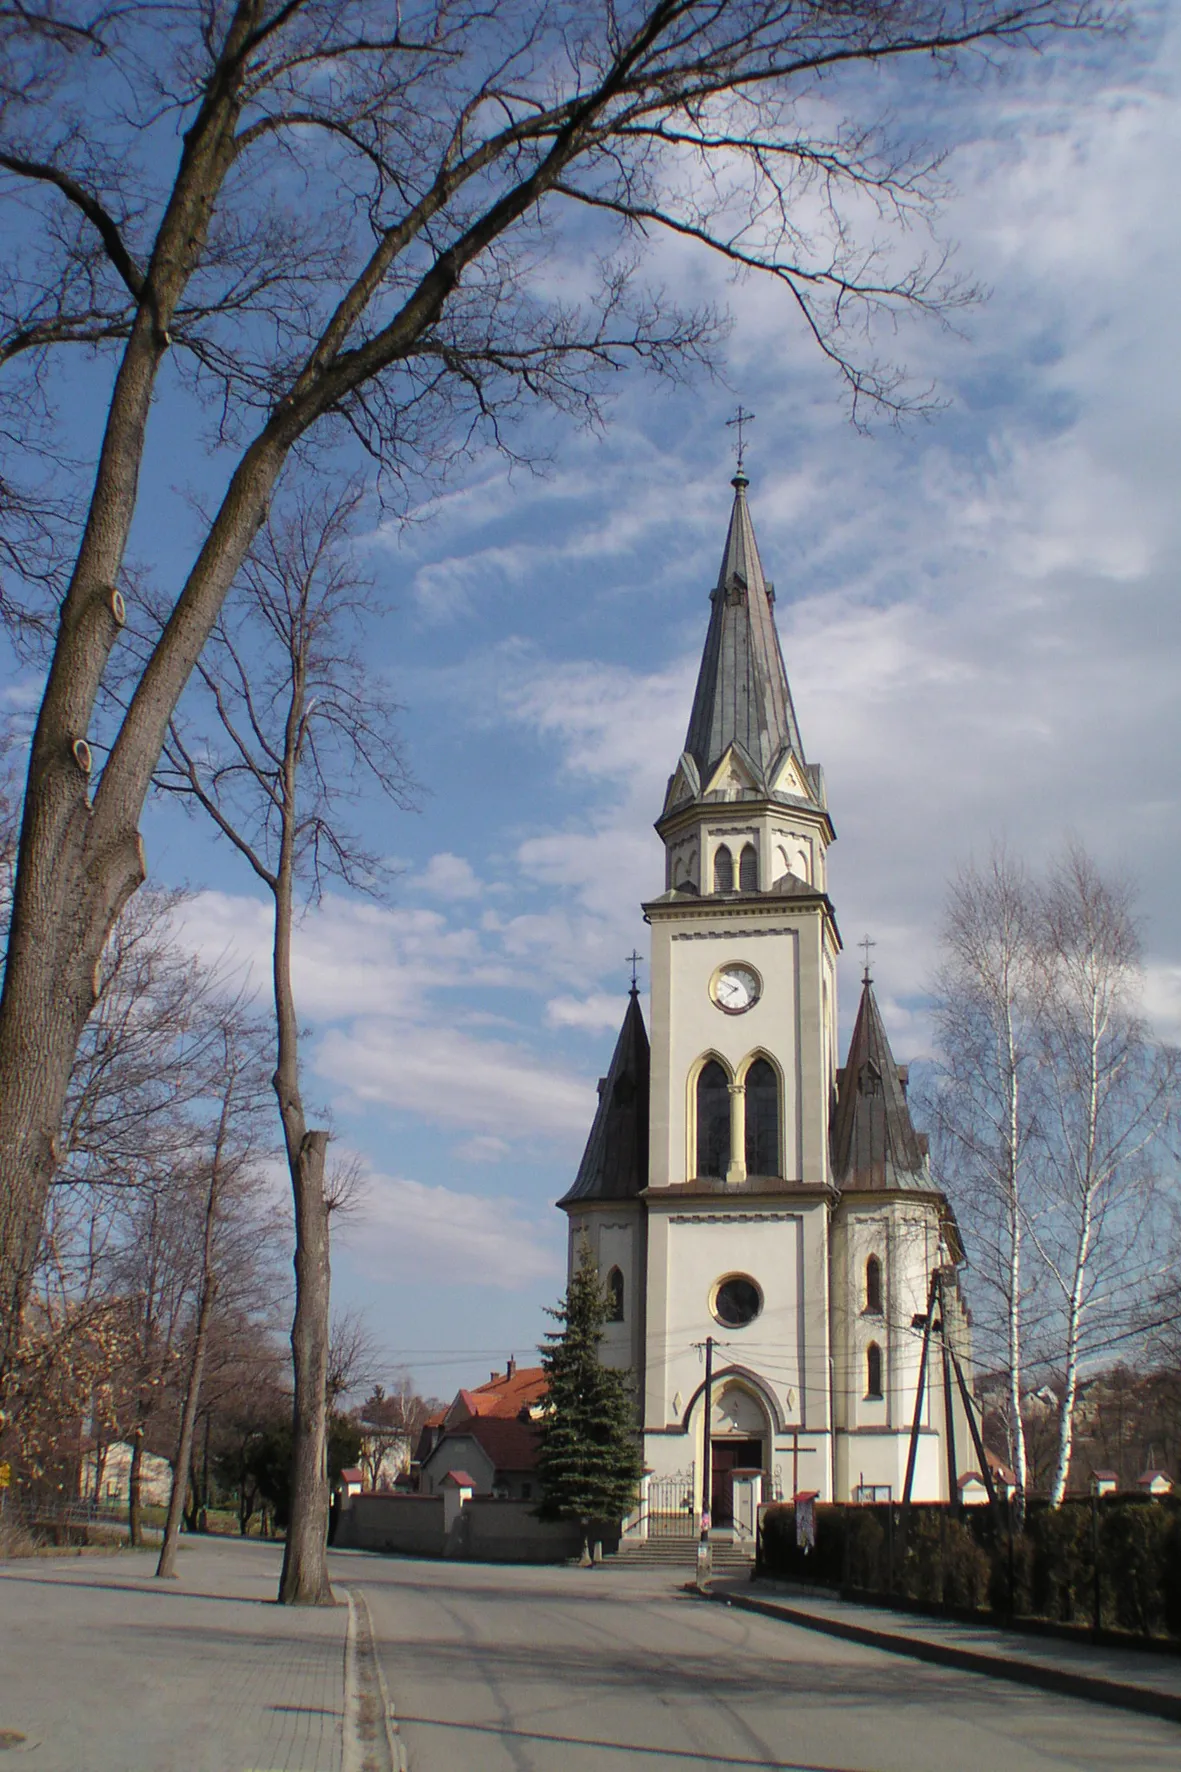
[345,1589,408,1771]
[693,1584,1181,1728]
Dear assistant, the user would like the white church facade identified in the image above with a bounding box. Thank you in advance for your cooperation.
[558,467,973,1525]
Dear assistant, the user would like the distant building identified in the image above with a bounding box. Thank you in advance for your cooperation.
[79,1440,172,1508]
[415,1361,547,1501]
[1137,1469,1174,1497]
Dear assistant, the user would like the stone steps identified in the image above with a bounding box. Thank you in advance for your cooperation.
[612,1537,756,1573]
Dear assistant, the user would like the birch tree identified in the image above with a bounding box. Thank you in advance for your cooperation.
[0,0,1111,1399]
[930,849,1040,1504]
[932,843,1178,1505]
[1032,847,1177,1504]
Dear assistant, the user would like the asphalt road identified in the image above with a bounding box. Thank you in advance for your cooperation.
[340,1552,1181,1772]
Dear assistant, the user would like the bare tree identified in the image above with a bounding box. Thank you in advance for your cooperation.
[356,1375,436,1490]
[929,849,1041,1505]
[0,0,1111,1387]
[157,1008,271,1578]
[1031,847,1177,1503]
[932,841,1178,1505]
[159,481,412,1603]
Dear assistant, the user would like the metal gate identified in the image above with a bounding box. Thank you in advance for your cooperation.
[647,1467,696,1537]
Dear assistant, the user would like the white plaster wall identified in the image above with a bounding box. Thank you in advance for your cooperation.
[650,913,804,1185]
[642,1200,831,1442]
[831,1198,957,1501]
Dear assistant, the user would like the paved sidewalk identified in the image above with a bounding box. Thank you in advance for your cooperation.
[0,1536,351,1771]
[702,1576,1181,1725]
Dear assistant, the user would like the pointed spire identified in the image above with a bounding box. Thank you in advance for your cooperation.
[682,473,806,786]
[558,991,650,1205]
[831,973,929,1193]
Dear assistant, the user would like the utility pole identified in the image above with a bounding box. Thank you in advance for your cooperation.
[697,1335,714,1582]
[936,1273,959,1510]
[701,1334,714,1531]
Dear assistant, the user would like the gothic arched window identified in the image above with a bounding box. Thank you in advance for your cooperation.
[606,1266,625,1322]
[865,1255,883,1316]
[866,1342,883,1399]
[713,845,733,894]
[739,843,758,893]
[743,1058,779,1177]
[696,1060,731,1178]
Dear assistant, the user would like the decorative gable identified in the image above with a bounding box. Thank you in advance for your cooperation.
[770,750,810,800]
[703,743,762,799]
[663,750,702,814]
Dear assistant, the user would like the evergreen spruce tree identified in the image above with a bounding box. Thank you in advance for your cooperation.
[536,1240,644,1545]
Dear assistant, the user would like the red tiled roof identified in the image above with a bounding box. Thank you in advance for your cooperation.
[441,1469,476,1487]
[446,1366,547,1427]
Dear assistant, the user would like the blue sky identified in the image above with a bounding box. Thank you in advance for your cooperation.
[5,5,1181,1400]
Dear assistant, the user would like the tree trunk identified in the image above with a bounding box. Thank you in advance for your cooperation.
[128,1426,144,1548]
[156,1278,216,1578]
[278,1125,333,1605]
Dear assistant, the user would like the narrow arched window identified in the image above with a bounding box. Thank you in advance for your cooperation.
[739,843,758,893]
[696,1060,731,1178]
[713,845,733,894]
[606,1266,624,1322]
[865,1255,883,1316]
[744,1058,779,1177]
[866,1342,883,1399]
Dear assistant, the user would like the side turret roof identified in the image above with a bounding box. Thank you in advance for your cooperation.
[557,988,649,1206]
[831,973,930,1192]
[683,472,806,784]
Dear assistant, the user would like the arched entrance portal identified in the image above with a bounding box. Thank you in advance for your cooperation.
[710,1382,769,1527]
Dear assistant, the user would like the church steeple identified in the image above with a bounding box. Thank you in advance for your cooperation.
[682,472,806,787]
[657,471,832,899]
[831,971,930,1193]
[558,986,650,1205]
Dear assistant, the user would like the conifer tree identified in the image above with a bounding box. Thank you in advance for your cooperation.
[536,1240,643,1539]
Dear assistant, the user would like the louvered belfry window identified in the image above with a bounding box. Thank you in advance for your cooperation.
[606,1266,625,1322]
[865,1255,883,1315]
[713,845,734,893]
[739,843,758,892]
[697,1061,730,1177]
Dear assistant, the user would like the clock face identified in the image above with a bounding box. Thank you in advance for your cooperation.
[710,962,762,1014]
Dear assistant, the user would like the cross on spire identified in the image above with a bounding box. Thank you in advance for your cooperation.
[626,949,643,991]
[726,405,755,475]
[859,934,876,986]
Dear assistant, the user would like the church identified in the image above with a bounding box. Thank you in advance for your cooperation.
[558,464,973,1527]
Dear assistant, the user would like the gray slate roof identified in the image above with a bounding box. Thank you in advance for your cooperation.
[683,473,807,785]
[831,975,931,1193]
[558,988,650,1206]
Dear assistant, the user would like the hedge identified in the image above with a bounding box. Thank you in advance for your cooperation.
[757,1495,1181,1639]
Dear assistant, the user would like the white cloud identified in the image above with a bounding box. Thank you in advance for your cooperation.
[545,992,630,1033]
[318,1018,594,1141]
[453,1134,511,1163]
[339,1167,561,1289]
[413,852,483,900]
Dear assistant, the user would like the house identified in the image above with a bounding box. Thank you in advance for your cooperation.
[415,1361,548,1500]
[958,1471,991,1508]
[338,1466,364,1500]
[1137,1469,1173,1497]
[985,1448,1019,1499]
[1092,1469,1119,1497]
[79,1440,173,1508]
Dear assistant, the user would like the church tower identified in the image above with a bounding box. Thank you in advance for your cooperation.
[559,467,971,1524]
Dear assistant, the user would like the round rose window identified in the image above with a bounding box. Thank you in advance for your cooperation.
[711,1274,762,1328]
